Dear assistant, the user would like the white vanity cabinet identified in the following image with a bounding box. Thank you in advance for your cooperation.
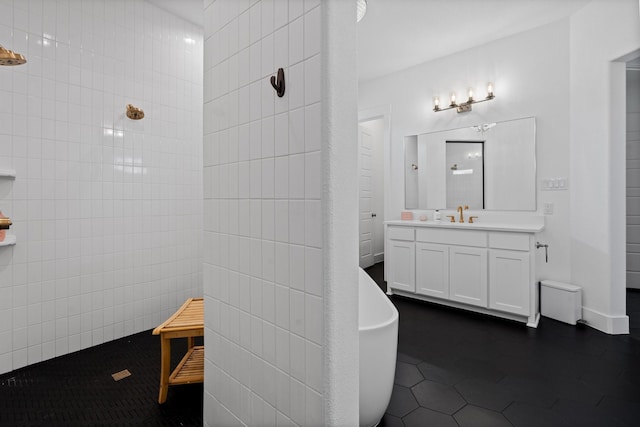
[450,246,488,308]
[415,228,489,307]
[488,232,532,317]
[387,227,415,293]
[386,221,542,327]
[415,243,449,298]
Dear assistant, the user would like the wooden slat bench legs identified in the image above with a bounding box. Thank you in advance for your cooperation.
[153,298,204,404]
[158,336,171,404]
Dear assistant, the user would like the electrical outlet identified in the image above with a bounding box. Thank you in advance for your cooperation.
[543,202,554,215]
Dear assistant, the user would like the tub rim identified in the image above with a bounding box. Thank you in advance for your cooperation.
[358,268,399,332]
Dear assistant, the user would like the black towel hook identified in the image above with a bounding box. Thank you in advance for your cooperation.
[270,68,285,97]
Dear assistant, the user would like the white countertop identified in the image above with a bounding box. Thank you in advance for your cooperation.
[385,217,544,233]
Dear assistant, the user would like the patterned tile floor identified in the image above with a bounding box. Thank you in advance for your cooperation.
[365,262,640,427]
[0,332,203,426]
[1,265,638,426]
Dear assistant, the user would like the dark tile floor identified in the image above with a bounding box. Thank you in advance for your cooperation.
[1,265,638,427]
[0,331,203,426]
[365,262,640,427]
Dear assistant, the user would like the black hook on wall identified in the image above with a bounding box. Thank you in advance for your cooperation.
[270,68,285,97]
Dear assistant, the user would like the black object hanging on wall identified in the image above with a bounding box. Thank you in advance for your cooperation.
[270,68,285,97]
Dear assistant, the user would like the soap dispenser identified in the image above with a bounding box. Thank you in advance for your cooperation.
[434,210,441,221]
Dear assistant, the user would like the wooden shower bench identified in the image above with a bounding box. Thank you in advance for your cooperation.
[152,297,204,404]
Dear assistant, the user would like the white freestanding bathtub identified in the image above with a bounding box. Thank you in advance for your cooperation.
[359,267,399,427]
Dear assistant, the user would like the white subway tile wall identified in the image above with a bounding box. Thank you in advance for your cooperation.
[0,0,203,374]
[203,0,323,425]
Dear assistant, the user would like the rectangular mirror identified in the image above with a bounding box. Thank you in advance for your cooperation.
[405,117,536,211]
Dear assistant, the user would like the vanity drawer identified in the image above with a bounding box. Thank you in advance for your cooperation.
[388,226,415,241]
[489,232,530,251]
[416,228,486,247]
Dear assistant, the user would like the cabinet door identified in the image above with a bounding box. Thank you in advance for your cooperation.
[388,240,415,293]
[416,243,449,299]
[489,249,530,315]
[449,247,487,307]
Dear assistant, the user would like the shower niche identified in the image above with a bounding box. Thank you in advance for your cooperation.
[0,168,16,246]
[0,169,16,178]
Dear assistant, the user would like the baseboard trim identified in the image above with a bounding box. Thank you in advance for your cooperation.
[373,252,384,264]
[581,306,629,334]
[389,288,532,327]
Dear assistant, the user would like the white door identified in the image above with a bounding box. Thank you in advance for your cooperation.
[359,126,375,268]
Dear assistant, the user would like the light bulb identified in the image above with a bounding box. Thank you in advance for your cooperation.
[487,82,494,98]
[467,87,474,102]
[450,93,457,106]
[433,96,440,109]
[356,0,367,22]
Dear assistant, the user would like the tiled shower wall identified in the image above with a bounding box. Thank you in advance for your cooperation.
[0,0,203,374]
[202,0,323,425]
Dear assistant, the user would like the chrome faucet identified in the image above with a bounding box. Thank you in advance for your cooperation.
[456,205,469,223]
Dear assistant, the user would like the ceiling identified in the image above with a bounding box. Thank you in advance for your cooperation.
[149,1,637,80]
[357,0,591,82]
[149,0,203,27]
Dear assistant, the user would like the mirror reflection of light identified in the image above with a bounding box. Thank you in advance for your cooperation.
[471,122,497,133]
[184,37,196,45]
[453,169,473,175]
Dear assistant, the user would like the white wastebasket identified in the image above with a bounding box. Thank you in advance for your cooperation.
[540,280,582,325]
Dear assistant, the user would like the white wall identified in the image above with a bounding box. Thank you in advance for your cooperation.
[359,18,572,284]
[569,0,640,332]
[0,0,203,374]
[359,0,640,334]
[202,0,359,425]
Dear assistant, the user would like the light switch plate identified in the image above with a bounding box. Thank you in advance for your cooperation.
[542,177,568,191]
[543,202,554,215]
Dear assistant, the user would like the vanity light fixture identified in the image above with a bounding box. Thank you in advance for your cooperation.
[433,82,495,113]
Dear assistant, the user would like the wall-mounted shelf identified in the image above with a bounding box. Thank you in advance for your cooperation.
[0,235,16,246]
[0,169,16,179]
